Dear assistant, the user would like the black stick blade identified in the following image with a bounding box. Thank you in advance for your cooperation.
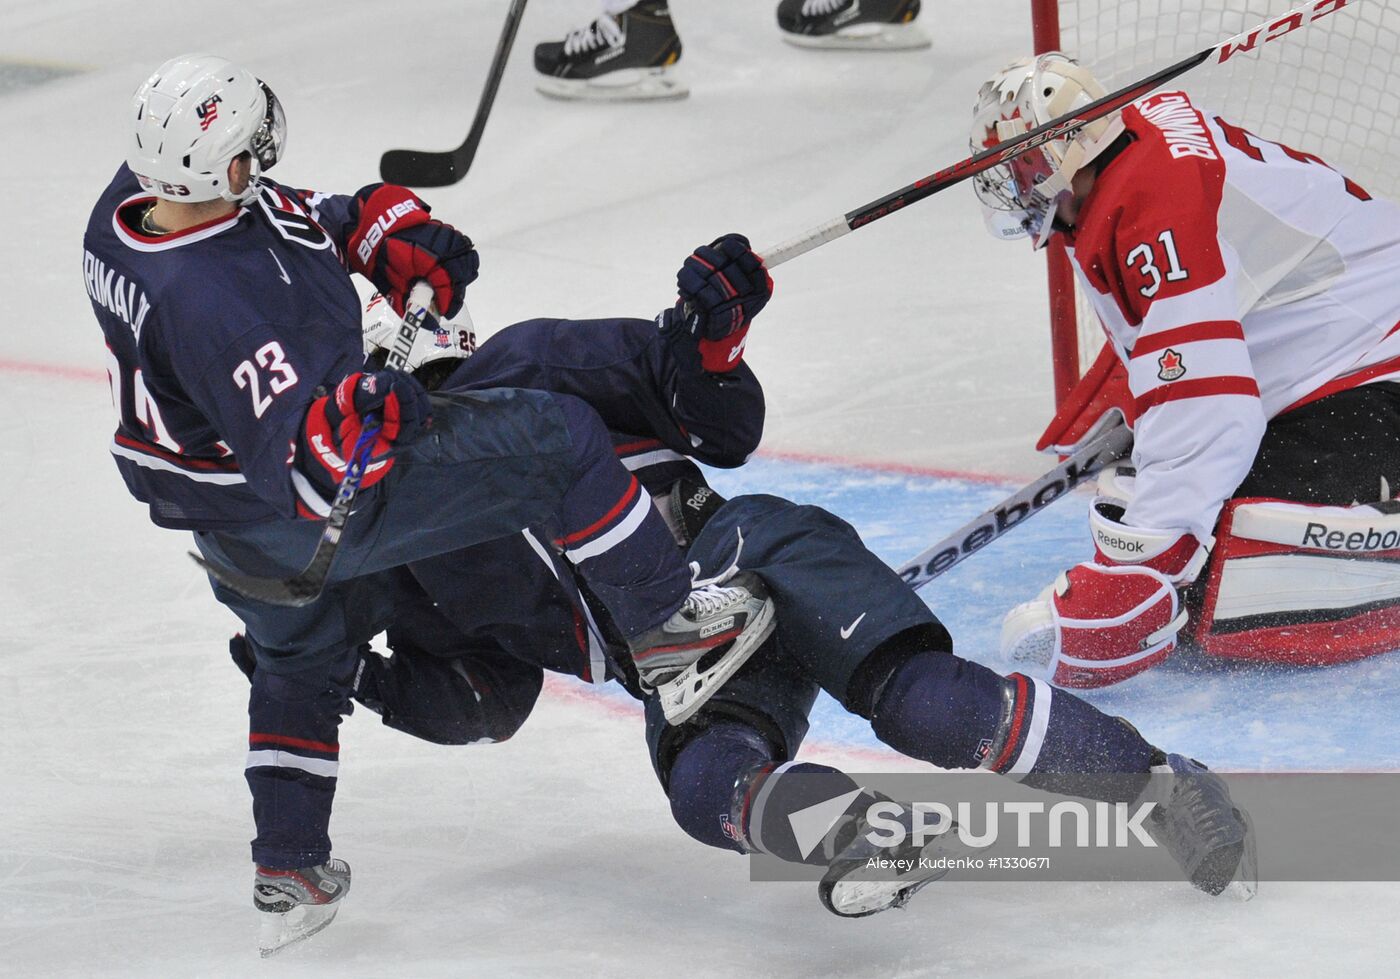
[378,148,463,188]
[189,551,328,607]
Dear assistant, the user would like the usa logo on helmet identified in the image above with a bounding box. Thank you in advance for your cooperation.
[195,94,223,132]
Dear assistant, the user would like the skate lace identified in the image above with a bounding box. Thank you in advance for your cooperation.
[684,582,745,618]
[801,0,850,16]
[681,527,751,618]
[687,527,746,590]
[563,13,624,56]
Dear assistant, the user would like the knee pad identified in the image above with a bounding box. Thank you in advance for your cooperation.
[868,650,1006,771]
[667,721,777,853]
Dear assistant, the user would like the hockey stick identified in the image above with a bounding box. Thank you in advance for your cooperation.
[758,0,1361,267]
[189,285,439,607]
[894,421,1133,592]
[190,421,382,607]
[379,0,529,187]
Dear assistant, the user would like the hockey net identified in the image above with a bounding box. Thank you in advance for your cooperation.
[1033,0,1400,396]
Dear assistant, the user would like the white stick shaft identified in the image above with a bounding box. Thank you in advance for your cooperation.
[895,423,1133,591]
[758,218,850,269]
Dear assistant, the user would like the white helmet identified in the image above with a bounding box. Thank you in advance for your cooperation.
[969,53,1123,248]
[127,53,287,204]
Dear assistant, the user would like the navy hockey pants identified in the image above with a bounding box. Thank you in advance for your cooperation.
[196,388,687,868]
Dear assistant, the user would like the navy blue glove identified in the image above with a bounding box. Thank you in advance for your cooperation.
[347,184,479,319]
[299,369,432,501]
[662,234,772,372]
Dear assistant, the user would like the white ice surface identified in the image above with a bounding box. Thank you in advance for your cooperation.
[2,1,1398,975]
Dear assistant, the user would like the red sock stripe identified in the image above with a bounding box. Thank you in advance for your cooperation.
[990,674,1029,773]
[249,733,340,754]
[559,476,640,546]
[740,763,778,840]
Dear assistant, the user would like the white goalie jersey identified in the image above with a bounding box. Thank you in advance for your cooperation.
[1065,90,1400,541]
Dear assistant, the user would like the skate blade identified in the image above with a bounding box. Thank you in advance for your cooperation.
[780,23,931,51]
[1227,807,1259,902]
[655,597,776,725]
[258,904,340,958]
[820,864,949,918]
[535,67,690,102]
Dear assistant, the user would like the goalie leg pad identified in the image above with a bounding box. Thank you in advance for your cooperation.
[1195,498,1400,665]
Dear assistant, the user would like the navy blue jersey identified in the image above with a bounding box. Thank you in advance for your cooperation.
[83,166,369,529]
[445,316,765,473]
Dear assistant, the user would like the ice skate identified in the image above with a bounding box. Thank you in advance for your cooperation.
[818,793,972,917]
[535,1,688,101]
[776,0,930,51]
[1142,754,1257,898]
[630,566,775,725]
[254,859,351,957]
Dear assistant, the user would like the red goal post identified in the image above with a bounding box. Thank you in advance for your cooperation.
[1030,0,1400,405]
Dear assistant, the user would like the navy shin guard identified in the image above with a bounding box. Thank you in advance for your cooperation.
[869,652,1155,790]
[869,651,1007,770]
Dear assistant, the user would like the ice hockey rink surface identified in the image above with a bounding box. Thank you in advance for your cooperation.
[3,0,1398,974]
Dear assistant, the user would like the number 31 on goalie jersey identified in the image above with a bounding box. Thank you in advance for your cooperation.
[1126,230,1191,299]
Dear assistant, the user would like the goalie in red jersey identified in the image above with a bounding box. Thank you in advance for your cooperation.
[972,54,1400,688]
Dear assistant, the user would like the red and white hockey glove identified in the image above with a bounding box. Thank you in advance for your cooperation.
[298,369,431,499]
[347,184,479,319]
[1001,562,1186,689]
[1000,497,1205,688]
[661,234,772,373]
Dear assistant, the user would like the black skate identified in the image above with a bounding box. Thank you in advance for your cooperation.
[776,0,930,50]
[1143,753,1257,897]
[629,564,775,725]
[254,859,352,957]
[534,1,688,101]
[818,793,972,917]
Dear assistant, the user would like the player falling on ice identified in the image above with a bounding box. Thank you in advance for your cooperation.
[82,53,773,956]
[532,0,928,102]
[228,236,1255,949]
[970,54,1400,689]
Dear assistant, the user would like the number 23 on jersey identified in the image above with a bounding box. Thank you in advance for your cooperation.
[233,341,299,418]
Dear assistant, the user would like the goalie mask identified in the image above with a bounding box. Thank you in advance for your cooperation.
[362,292,477,383]
[128,53,287,205]
[970,53,1122,249]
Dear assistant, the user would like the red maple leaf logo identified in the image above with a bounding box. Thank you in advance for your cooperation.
[1157,348,1186,381]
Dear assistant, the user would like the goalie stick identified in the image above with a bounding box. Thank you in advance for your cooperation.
[895,421,1133,591]
[759,0,1362,267]
[379,0,529,187]
[189,285,438,607]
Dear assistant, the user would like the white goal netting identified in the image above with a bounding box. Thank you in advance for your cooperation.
[1048,0,1400,375]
